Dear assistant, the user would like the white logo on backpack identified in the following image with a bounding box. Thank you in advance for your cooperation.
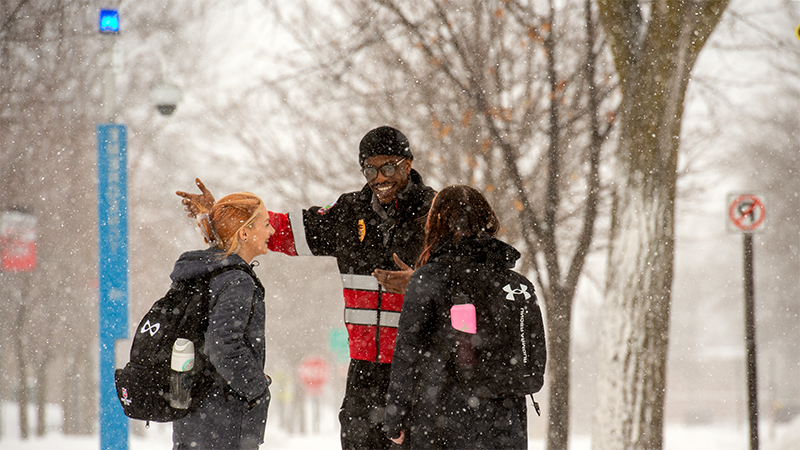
[140,320,160,337]
[503,284,531,301]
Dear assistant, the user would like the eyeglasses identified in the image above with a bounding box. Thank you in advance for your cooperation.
[361,158,407,182]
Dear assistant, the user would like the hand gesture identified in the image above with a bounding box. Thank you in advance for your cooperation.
[176,178,215,219]
[372,254,413,294]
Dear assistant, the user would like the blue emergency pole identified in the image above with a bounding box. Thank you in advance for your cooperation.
[98,123,129,450]
[98,9,129,450]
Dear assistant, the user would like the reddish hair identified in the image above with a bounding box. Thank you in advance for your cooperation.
[417,185,499,267]
[196,192,264,257]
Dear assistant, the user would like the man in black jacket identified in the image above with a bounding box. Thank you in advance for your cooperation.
[178,126,436,449]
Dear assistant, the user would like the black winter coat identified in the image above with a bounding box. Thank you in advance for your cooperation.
[170,248,269,450]
[296,169,435,363]
[384,235,529,450]
[268,169,436,364]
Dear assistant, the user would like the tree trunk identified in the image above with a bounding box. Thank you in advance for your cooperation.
[61,357,76,435]
[546,286,572,450]
[16,303,29,440]
[546,1,606,448]
[593,165,675,449]
[36,339,51,436]
[36,375,46,436]
[592,1,728,448]
[62,341,96,435]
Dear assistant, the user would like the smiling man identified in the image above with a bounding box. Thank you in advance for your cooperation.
[177,126,436,450]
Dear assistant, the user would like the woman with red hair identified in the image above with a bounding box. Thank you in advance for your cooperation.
[171,190,274,450]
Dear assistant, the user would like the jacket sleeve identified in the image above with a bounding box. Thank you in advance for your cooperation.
[267,195,353,258]
[266,211,298,256]
[383,264,447,437]
[205,270,268,401]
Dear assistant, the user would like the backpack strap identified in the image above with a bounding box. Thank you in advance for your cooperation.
[174,265,241,332]
[175,264,261,330]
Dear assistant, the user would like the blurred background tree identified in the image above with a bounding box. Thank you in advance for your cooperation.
[1,0,105,436]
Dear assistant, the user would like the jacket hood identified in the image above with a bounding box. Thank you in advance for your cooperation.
[170,247,251,283]
[429,234,521,270]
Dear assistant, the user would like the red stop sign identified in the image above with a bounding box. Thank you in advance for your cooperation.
[298,356,330,395]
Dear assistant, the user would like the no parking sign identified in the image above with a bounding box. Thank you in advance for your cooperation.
[728,194,766,233]
[727,192,765,450]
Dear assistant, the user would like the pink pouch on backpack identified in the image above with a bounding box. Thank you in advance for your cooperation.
[450,304,477,334]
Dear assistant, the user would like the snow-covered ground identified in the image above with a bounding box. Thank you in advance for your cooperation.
[1,402,799,450]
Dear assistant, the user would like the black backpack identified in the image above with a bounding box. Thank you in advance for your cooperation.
[114,266,248,423]
[448,263,547,400]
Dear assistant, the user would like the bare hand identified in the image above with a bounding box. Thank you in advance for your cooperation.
[176,178,215,219]
[372,254,413,294]
[390,430,405,445]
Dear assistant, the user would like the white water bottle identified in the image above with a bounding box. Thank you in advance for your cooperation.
[170,338,195,409]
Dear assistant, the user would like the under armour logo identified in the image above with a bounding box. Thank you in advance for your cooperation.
[140,320,160,336]
[503,284,531,301]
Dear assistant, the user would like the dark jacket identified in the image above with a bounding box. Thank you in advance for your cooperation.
[267,170,436,449]
[267,169,436,364]
[384,235,528,450]
[171,248,269,450]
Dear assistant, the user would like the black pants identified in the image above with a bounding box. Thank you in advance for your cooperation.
[172,384,270,450]
[339,360,395,450]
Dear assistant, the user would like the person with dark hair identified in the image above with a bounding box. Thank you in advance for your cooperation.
[384,185,533,449]
[177,126,437,450]
[171,191,273,450]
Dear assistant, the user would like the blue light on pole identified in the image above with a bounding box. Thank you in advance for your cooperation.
[98,8,127,449]
[99,9,120,34]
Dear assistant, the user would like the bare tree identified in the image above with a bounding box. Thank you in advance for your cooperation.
[591,1,728,448]
[0,0,104,436]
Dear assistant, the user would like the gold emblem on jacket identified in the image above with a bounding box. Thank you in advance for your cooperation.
[358,219,366,242]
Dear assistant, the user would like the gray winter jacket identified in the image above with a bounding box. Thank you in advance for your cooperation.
[170,247,269,450]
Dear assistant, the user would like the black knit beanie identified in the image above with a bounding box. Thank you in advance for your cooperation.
[358,126,413,166]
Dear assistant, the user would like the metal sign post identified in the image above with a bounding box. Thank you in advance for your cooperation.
[742,231,758,450]
[728,193,766,450]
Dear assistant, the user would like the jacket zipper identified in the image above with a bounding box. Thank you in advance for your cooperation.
[374,285,383,363]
